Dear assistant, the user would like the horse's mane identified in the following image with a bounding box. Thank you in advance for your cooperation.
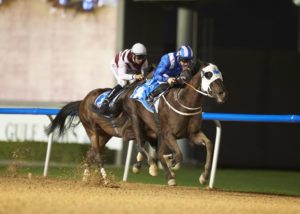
[190,59,209,76]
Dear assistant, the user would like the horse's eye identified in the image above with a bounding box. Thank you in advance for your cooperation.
[204,72,213,79]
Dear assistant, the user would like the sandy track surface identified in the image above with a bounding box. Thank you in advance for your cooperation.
[0,176,299,214]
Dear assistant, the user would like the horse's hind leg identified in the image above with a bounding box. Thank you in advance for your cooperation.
[132,141,154,175]
[83,128,110,184]
[190,131,213,184]
[96,134,111,185]
[133,138,158,176]
[128,111,155,175]
[147,138,158,176]
[83,131,98,182]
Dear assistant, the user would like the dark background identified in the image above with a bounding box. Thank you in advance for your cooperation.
[123,0,300,169]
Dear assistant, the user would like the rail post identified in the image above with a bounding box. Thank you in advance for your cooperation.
[123,140,134,181]
[209,120,222,189]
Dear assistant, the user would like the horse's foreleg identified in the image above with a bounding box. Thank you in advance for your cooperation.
[190,131,213,184]
[158,142,176,186]
[165,135,183,167]
[158,134,182,186]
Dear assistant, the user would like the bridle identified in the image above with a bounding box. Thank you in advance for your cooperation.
[162,65,223,116]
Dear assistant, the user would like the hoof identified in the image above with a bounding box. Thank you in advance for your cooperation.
[137,152,144,162]
[199,174,207,184]
[132,165,140,174]
[168,179,177,186]
[149,164,158,176]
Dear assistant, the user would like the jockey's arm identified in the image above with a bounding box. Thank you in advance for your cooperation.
[118,62,136,81]
[153,57,170,82]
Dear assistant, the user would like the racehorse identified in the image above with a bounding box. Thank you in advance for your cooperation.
[46,70,159,185]
[46,60,227,186]
[125,60,227,186]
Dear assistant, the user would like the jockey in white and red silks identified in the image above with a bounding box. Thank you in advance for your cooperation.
[101,43,149,113]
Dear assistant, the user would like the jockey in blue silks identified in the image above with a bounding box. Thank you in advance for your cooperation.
[145,45,194,103]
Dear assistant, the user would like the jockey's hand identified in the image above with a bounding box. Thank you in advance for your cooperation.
[176,75,187,85]
[134,74,144,80]
[167,77,177,85]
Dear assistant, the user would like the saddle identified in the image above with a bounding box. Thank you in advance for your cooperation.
[94,87,127,118]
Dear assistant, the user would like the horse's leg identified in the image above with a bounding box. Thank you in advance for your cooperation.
[132,137,158,176]
[82,126,110,184]
[126,102,152,174]
[96,133,111,185]
[132,139,152,174]
[146,138,158,176]
[190,131,213,184]
[82,130,98,182]
[158,137,179,186]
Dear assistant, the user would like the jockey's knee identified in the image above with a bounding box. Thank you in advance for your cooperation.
[118,80,128,87]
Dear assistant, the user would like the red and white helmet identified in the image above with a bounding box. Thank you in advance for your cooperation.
[131,43,147,56]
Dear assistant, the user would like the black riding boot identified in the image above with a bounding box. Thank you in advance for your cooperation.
[147,84,169,104]
[101,84,123,114]
[105,84,123,103]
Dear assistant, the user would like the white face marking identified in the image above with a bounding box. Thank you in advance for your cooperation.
[201,63,223,93]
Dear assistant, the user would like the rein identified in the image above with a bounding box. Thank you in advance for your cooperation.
[175,89,202,111]
[162,95,202,116]
[183,81,212,97]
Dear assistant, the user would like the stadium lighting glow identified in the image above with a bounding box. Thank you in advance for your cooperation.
[292,0,300,6]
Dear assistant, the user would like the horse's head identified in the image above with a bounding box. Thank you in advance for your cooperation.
[201,63,227,104]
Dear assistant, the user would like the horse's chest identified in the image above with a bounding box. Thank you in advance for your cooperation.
[171,118,194,137]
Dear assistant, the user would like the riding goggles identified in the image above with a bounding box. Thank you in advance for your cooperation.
[135,55,147,60]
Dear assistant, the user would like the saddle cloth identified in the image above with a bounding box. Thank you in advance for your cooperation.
[94,85,160,114]
[130,84,159,113]
[94,90,111,108]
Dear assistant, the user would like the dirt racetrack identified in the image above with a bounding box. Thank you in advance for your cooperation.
[0,176,299,214]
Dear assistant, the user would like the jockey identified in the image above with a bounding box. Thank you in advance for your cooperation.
[146,45,194,103]
[101,43,148,112]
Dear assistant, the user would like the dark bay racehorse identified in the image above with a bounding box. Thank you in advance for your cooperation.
[125,60,227,186]
[46,60,227,186]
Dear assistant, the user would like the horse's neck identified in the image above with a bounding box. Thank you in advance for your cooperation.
[173,73,203,110]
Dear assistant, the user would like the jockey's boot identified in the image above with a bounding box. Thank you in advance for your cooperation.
[101,84,123,114]
[146,84,169,104]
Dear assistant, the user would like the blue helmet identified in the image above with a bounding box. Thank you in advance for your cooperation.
[178,45,193,60]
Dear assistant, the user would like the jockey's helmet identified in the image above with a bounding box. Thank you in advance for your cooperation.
[131,43,147,56]
[178,45,193,61]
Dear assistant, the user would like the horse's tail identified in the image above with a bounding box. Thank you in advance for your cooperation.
[46,101,81,136]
